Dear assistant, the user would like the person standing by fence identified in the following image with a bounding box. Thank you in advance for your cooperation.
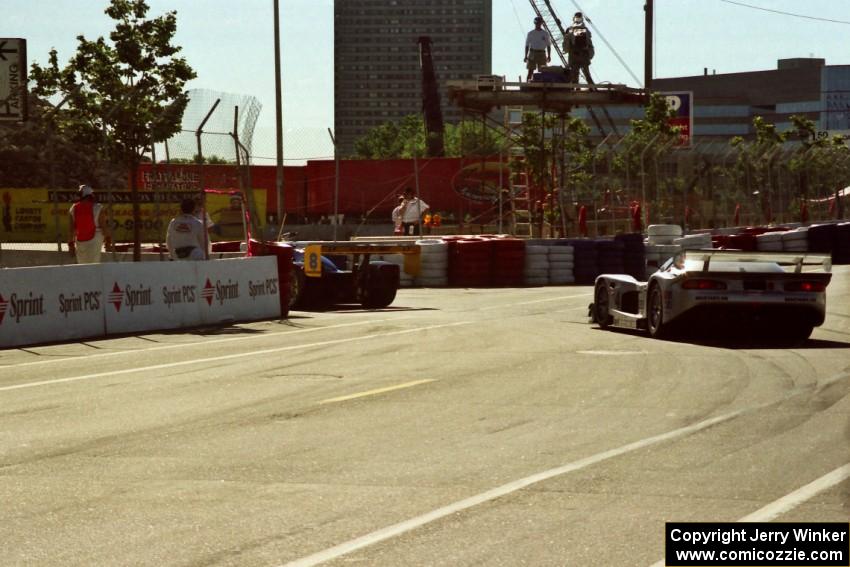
[69,184,111,264]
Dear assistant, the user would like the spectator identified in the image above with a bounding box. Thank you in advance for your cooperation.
[69,184,111,264]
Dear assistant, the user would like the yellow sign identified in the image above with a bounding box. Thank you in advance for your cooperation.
[0,188,266,243]
[303,245,323,278]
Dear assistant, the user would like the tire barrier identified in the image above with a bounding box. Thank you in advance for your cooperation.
[564,240,596,284]
[673,233,713,251]
[782,227,809,252]
[833,223,850,264]
[807,223,837,255]
[596,239,625,276]
[524,244,550,286]
[615,232,646,280]
[490,237,526,287]
[756,231,784,252]
[415,239,449,287]
[548,243,575,285]
[646,224,683,245]
[447,237,493,287]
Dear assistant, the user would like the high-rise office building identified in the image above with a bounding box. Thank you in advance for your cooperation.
[334,0,492,155]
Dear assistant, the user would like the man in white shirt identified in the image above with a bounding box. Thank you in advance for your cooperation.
[400,187,429,236]
[391,195,405,235]
[166,198,207,260]
[524,16,551,81]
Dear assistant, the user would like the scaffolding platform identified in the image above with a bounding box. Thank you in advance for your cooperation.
[446,79,647,114]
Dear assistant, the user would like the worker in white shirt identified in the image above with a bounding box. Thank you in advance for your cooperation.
[400,187,429,236]
[166,198,207,260]
[524,16,551,81]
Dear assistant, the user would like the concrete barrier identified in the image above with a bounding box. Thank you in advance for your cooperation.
[0,257,282,348]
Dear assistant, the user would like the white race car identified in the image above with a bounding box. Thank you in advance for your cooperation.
[590,251,833,340]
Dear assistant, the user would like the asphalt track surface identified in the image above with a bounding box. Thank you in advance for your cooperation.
[1,268,849,566]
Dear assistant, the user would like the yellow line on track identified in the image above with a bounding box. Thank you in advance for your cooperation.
[318,379,436,405]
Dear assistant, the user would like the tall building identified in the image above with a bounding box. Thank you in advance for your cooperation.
[334,0,492,155]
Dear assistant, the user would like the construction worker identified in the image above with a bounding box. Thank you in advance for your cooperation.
[564,11,595,84]
[68,184,111,264]
[524,16,551,81]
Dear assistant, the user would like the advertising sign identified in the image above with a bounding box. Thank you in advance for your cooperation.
[0,188,265,243]
[0,264,105,348]
[663,91,694,148]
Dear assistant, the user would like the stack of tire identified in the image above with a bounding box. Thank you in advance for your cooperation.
[524,244,550,286]
[726,233,758,251]
[447,237,492,287]
[548,243,575,285]
[566,240,597,285]
[415,239,449,287]
[615,233,646,280]
[673,232,713,251]
[647,224,683,245]
[807,223,837,255]
[782,227,809,252]
[645,224,683,272]
[756,231,784,252]
[490,238,525,287]
[835,223,850,265]
[596,239,625,276]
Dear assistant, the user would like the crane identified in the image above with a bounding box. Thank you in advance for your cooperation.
[418,36,445,157]
[527,0,619,138]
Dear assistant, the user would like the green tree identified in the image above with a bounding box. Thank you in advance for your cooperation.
[612,92,679,223]
[352,115,426,159]
[30,0,195,259]
[352,114,507,159]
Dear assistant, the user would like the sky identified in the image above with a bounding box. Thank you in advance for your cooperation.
[4,0,850,164]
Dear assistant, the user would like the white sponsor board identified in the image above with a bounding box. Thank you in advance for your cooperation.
[0,257,281,348]
[0,264,105,347]
[102,261,200,335]
[197,257,281,325]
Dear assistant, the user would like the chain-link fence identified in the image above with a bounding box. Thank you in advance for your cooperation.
[554,137,850,236]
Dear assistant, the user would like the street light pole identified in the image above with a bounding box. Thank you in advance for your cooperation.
[274,0,285,228]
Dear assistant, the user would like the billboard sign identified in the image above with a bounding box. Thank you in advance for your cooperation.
[0,38,27,122]
[663,91,693,148]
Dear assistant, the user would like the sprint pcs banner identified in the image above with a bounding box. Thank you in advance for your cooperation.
[0,264,105,347]
[0,188,266,243]
[103,257,281,335]
[0,257,281,348]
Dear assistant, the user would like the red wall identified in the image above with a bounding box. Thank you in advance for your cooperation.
[137,157,510,222]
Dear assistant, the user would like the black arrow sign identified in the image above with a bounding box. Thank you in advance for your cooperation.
[0,41,18,62]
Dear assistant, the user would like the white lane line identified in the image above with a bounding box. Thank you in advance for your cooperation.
[318,379,436,405]
[648,463,850,567]
[0,322,470,393]
[738,462,850,522]
[0,318,396,372]
[479,293,591,311]
[280,410,744,567]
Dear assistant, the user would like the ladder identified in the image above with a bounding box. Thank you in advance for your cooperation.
[527,0,619,138]
[505,106,533,237]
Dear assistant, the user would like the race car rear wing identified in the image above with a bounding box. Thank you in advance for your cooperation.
[685,250,832,274]
[303,243,421,278]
